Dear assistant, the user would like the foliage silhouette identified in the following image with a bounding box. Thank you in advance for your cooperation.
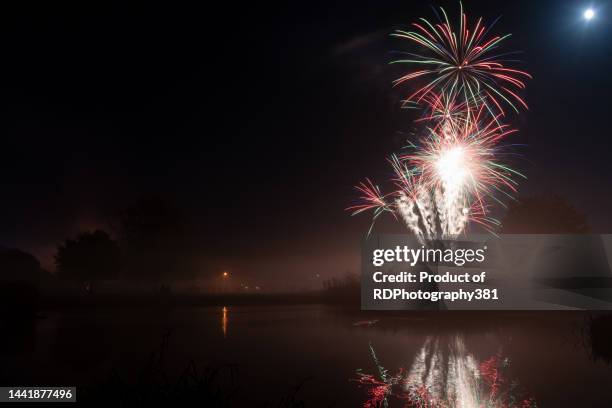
[0,247,42,317]
[55,230,121,289]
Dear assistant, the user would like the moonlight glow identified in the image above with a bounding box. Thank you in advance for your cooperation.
[584,8,595,20]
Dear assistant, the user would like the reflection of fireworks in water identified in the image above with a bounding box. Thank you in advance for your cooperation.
[353,343,406,408]
[352,338,536,407]
[349,4,529,241]
[406,337,485,407]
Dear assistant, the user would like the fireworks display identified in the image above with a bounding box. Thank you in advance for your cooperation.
[390,2,531,115]
[349,4,530,240]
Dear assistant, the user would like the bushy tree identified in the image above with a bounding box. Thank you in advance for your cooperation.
[55,230,121,287]
[0,248,42,316]
[0,247,41,283]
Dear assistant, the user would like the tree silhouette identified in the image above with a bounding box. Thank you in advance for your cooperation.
[0,247,41,283]
[500,195,589,234]
[55,230,121,290]
[586,314,612,367]
[0,248,42,316]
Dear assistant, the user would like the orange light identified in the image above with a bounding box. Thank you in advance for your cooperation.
[222,271,229,278]
[221,306,228,338]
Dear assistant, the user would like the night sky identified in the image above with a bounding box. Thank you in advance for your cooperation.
[2,1,612,288]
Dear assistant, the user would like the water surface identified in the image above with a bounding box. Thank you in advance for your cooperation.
[2,305,611,406]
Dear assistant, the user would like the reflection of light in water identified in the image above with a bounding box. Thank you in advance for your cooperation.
[406,336,482,407]
[353,336,534,407]
[221,306,228,338]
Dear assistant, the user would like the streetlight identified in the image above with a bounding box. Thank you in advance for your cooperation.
[221,271,229,293]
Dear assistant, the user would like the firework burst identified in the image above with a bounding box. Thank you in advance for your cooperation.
[349,3,529,241]
[391,2,531,116]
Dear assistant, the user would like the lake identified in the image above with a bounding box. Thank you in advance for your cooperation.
[2,305,611,406]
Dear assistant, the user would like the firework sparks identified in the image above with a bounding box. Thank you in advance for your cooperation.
[349,3,529,241]
[351,111,524,239]
[391,2,531,116]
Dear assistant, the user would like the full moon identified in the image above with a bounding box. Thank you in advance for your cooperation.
[584,8,595,20]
